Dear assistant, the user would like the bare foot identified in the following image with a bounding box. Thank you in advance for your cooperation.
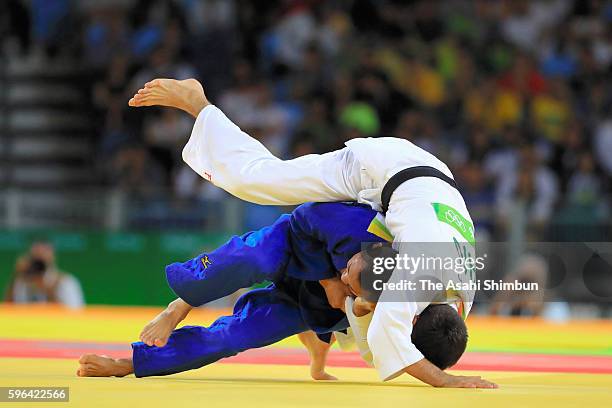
[77,354,133,377]
[139,298,193,347]
[128,78,209,118]
[298,331,338,381]
[139,308,180,347]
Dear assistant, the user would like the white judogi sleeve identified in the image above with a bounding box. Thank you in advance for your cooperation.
[367,302,424,380]
[182,105,363,205]
[345,297,436,379]
[344,297,374,366]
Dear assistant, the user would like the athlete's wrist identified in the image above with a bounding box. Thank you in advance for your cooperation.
[435,372,456,388]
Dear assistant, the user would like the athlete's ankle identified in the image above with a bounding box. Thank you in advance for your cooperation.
[114,358,135,376]
[166,298,193,322]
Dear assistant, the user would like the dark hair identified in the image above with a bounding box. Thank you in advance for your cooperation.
[359,243,398,302]
[411,304,468,370]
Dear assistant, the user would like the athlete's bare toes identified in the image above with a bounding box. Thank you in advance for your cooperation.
[145,79,161,88]
[139,325,155,346]
[128,96,146,107]
[128,94,159,108]
[139,309,180,348]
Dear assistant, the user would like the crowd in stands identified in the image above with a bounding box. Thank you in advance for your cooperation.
[2,0,611,240]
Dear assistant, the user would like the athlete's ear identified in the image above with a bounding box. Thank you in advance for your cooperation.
[364,241,392,258]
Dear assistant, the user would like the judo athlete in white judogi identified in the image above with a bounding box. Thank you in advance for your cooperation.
[128,78,497,389]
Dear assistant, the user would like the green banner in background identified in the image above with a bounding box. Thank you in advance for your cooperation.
[0,230,231,306]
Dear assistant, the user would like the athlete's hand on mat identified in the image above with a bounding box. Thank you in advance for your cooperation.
[440,374,498,389]
[406,357,498,389]
[319,277,351,311]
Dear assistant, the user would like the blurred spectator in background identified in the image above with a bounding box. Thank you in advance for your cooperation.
[143,109,193,185]
[501,0,571,53]
[458,160,496,241]
[496,144,559,240]
[4,241,85,309]
[594,111,612,177]
[490,253,548,317]
[566,151,603,206]
[29,0,75,58]
[0,0,31,56]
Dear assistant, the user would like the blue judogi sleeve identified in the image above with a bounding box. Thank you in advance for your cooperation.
[131,285,309,377]
[166,214,293,306]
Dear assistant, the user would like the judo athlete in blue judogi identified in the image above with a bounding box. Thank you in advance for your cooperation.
[76,202,386,378]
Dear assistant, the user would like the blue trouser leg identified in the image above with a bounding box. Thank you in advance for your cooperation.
[166,214,292,306]
[131,286,308,377]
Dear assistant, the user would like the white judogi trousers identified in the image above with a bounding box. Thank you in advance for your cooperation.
[183,105,475,380]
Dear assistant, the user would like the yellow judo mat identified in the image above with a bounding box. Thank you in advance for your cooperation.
[0,305,611,408]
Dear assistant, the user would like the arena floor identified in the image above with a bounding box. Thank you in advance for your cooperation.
[0,305,611,408]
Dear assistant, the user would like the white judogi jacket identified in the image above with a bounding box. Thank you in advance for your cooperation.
[183,105,474,380]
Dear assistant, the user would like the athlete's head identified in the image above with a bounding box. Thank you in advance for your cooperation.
[340,242,397,301]
[411,304,468,369]
[341,244,468,370]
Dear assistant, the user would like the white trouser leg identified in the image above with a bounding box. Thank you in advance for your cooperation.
[182,106,361,205]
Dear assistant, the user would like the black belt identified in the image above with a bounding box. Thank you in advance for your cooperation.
[380,166,459,214]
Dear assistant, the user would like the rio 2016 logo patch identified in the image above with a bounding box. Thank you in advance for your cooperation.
[431,202,475,246]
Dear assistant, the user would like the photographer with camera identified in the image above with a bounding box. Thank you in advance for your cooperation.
[4,241,85,309]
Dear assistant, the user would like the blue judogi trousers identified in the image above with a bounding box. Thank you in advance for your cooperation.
[131,285,311,377]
